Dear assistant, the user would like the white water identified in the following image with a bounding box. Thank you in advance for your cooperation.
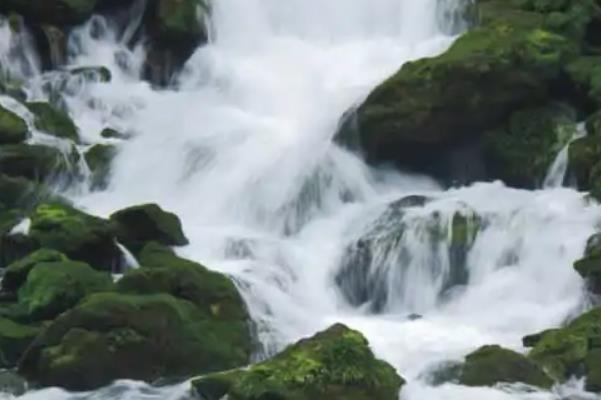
[2,1,601,399]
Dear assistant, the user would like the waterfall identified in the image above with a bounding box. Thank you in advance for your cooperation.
[1,1,600,399]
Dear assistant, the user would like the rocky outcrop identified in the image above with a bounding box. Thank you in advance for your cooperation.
[192,323,404,400]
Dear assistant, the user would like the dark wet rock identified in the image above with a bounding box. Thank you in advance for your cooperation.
[0,104,28,144]
[109,203,188,250]
[0,144,71,182]
[458,345,553,388]
[0,0,99,26]
[84,143,116,190]
[192,323,404,400]
[26,102,79,142]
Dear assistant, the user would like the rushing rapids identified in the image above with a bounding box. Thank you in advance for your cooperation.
[0,0,600,399]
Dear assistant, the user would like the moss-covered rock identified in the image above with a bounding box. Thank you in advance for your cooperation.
[2,248,68,293]
[528,307,601,386]
[27,102,79,142]
[18,260,113,320]
[100,127,128,139]
[0,144,70,181]
[352,7,575,178]
[574,233,601,294]
[568,135,601,190]
[458,345,553,388]
[84,144,116,190]
[192,323,404,400]
[28,203,121,272]
[565,56,601,109]
[147,0,208,45]
[19,292,251,390]
[484,103,577,188]
[0,317,39,367]
[0,0,99,26]
[117,256,248,320]
[110,203,188,249]
[0,104,27,144]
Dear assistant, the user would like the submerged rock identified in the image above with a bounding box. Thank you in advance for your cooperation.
[26,102,79,142]
[19,291,251,390]
[336,196,479,312]
[110,203,188,249]
[84,144,116,190]
[458,345,553,388]
[192,323,404,400]
[0,104,28,144]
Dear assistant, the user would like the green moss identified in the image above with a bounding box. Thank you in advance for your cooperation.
[19,292,251,390]
[0,104,27,144]
[110,203,188,249]
[193,323,404,400]
[459,345,553,388]
[29,203,120,271]
[0,317,40,367]
[26,102,79,142]
[2,249,68,293]
[485,102,577,188]
[18,260,113,320]
[84,144,116,190]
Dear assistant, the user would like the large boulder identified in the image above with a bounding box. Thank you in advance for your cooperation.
[17,260,113,320]
[0,104,27,144]
[26,102,79,142]
[27,203,122,272]
[527,307,601,391]
[84,144,116,190]
[484,103,577,188]
[192,323,404,400]
[19,292,251,390]
[350,5,575,180]
[458,345,553,388]
[110,203,188,249]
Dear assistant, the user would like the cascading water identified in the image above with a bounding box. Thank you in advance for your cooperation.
[2,0,601,399]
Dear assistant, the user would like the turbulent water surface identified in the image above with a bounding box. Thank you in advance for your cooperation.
[2,0,601,399]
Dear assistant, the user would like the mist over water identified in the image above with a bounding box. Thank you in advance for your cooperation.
[2,0,601,399]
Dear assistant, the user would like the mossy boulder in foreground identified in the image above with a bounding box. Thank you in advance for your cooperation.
[2,248,68,293]
[0,317,39,368]
[193,323,404,400]
[458,345,553,388]
[526,307,601,391]
[19,292,251,390]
